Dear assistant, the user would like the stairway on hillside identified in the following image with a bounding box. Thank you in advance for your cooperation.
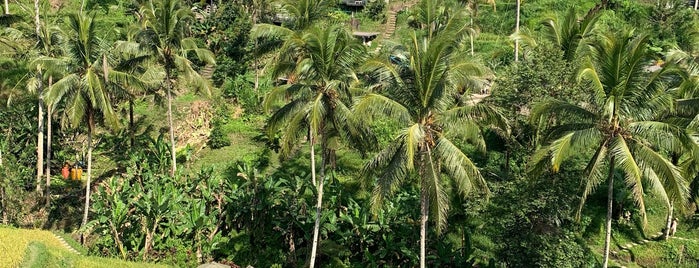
[374,0,418,53]
[200,64,215,80]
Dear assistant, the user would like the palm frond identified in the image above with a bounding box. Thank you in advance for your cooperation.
[634,141,688,206]
[610,135,646,226]
[403,123,425,171]
[425,146,449,234]
[353,93,412,124]
[434,136,487,197]
[577,141,609,220]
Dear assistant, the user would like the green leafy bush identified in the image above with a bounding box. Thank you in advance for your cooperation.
[365,0,387,23]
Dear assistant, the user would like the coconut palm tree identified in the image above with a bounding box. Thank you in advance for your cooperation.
[409,0,472,40]
[135,0,214,176]
[46,13,136,241]
[278,0,331,31]
[261,24,373,268]
[540,7,600,62]
[112,29,163,149]
[530,31,690,268]
[32,0,44,194]
[662,41,699,239]
[460,0,496,55]
[35,15,64,206]
[354,20,502,267]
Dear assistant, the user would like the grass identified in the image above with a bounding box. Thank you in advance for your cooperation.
[580,192,699,267]
[0,227,168,268]
[190,115,266,173]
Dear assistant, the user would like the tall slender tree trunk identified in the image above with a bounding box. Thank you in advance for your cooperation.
[45,104,52,206]
[165,68,177,177]
[34,0,44,194]
[45,76,53,207]
[309,130,322,268]
[81,109,94,244]
[252,10,259,94]
[664,202,674,240]
[0,185,6,225]
[0,143,5,225]
[514,0,521,62]
[602,155,616,268]
[469,15,474,56]
[695,0,698,10]
[4,0,8,15]
[129,99,135,148]
[504,143,511,175]
[665,153,680,240]
[1,129,6,225]
[420,174,429,268]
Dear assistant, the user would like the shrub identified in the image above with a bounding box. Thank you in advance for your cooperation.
[366,0,386,23]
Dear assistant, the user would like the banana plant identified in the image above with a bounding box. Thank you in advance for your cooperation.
[135,174,182,260]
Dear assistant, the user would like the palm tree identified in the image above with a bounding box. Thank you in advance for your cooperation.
[33,0,44,194]
[261,24,372,268]
[113,29,162,149]
[662,42,699,239]
[355,21,502,267]
[530,31,690,268]
[279,0,331,31]
[46,13,123,242]
[461,0,496,55]
[540,7,600,62]
[36,16,64,206]
[135,0,214,176]
[409,0,472,40]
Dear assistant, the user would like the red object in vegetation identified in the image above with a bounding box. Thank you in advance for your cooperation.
[61,165,70,179]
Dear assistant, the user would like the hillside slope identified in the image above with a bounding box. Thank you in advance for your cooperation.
[0,227,168,268]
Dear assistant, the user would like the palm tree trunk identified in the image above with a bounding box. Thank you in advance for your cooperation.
[602,155,615,268]
[0,146,5,224]
[420,174,428,268]
[81,109,94,244]
[664,202,674,240]
[514,0,521,62]
[252,10,259,94]
[0,185,6,225]
[166,68,177,177]
[504,143,511,175]
[309,130,322,268]
[469,16,474,56]
[129,99,135,148]
[34,0,44,194]
[45,76,53,207]
[45,103,52,207]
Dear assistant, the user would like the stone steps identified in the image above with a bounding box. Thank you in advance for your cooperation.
[374,0,418,54]
[52,233,81,255]
[200,64,215,80]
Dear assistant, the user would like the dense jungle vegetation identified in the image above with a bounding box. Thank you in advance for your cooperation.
[2,0,699,267]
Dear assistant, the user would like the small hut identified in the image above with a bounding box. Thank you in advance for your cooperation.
[343,0,366,7]
[352,31,380,46]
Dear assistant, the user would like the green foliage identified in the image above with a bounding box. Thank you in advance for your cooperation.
[207,101,233,150]
[4,0,699,267]
[365,0,387,23]
[221,74,261,113]
[90,163,228,265]
[195,2,253,85]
